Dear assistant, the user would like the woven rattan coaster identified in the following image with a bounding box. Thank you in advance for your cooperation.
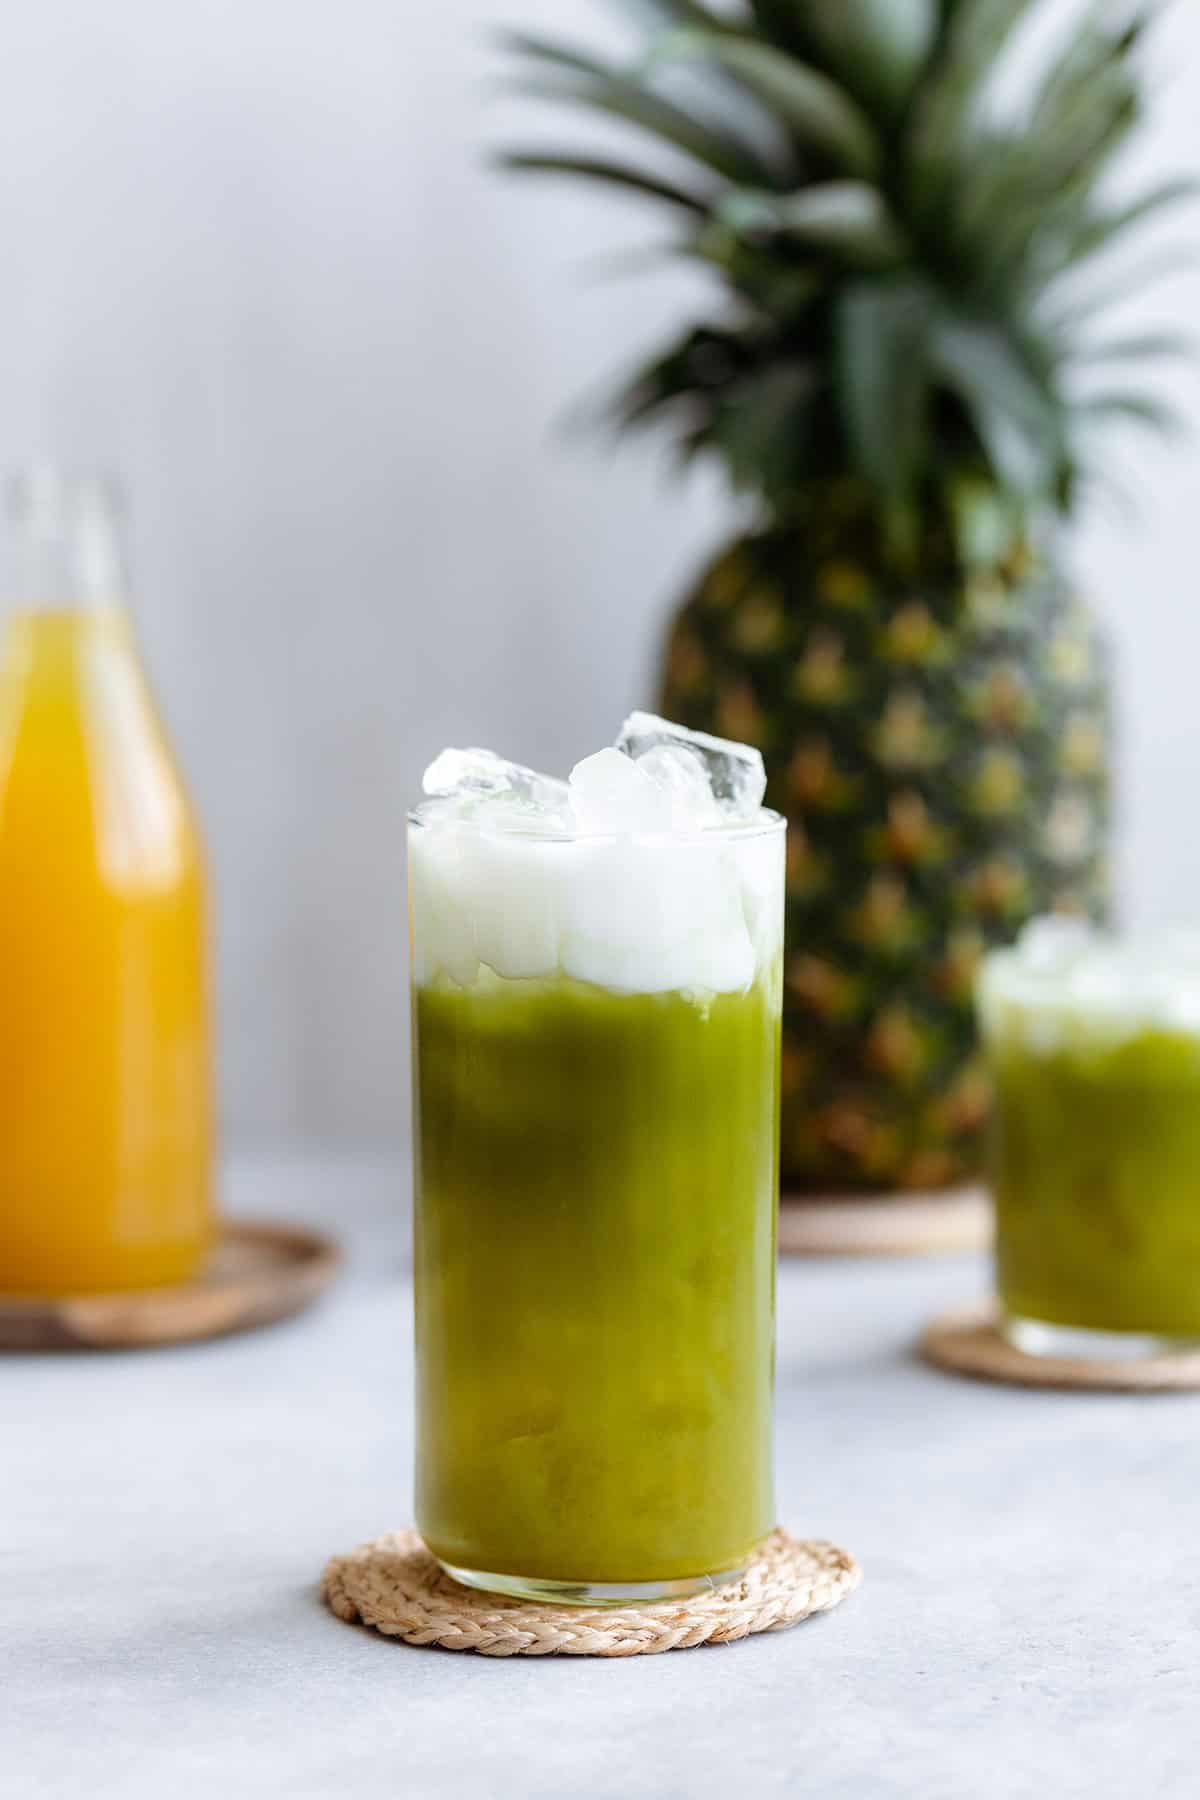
[321,1527,860,1657]
[921,1299,1200,1392]
[0,1220,339,1352]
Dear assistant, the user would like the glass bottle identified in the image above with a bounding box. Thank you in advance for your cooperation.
[0,469,213,1294]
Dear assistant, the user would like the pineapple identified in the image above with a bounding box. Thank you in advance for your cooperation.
[501,1,1192,1192]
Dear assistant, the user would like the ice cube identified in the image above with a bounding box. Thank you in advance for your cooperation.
[422,746,571,826]
[635,744,720,832]
[408,826,480,989]
[561,837,754,993]
[1015,914,1094,974]
[1157,927,1200,971]
[616,712,767,819]
[1065,954,1139,1031]
[458,833,565,978]
[1163,977,1200,1036]
[424,747,509,797]
[568,747,673,837]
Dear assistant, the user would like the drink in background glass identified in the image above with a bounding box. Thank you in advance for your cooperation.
[409,723,784,1602]
[0,469,213,1294]
[979,920,1200,1356]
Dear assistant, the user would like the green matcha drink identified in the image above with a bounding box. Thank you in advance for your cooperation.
[409,720,784,1602]
[980,922,1200,1350]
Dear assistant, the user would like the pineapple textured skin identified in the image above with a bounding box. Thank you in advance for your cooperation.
[662,519,1110,1191]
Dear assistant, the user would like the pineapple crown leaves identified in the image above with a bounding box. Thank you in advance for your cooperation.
[497,0,1197,558]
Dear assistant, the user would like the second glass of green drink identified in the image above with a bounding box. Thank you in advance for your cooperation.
[979,920,1200,1358]
[409,717,785,1603]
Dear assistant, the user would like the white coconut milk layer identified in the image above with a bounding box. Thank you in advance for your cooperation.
[979,918,1200,1052]
[409,816,785,998]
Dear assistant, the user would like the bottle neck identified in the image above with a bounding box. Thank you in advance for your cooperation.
[5,468,129,614]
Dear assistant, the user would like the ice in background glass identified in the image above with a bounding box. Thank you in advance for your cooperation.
[409,717,785,1603]
[979,921,1200,1355]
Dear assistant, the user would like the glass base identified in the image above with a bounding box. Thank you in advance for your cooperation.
[1002,1311,1200,1362]
[437,1558,749,1608]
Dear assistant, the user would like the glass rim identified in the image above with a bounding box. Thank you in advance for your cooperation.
[406,803,787,846]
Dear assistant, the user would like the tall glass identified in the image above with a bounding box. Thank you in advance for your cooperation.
[0,470,213,1294]
[409,803,785,1603]
[979,924,1200,1357]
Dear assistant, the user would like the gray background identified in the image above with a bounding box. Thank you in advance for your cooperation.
[1,0,1198,1146]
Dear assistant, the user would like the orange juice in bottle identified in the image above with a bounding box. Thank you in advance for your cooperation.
[0,470,213,1294]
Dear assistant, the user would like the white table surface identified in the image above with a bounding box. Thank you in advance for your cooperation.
[6,1153,1197,1799]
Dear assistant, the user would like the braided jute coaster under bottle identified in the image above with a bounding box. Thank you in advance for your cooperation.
[321,1527,861,1657]
[922,1300,1200,1392]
